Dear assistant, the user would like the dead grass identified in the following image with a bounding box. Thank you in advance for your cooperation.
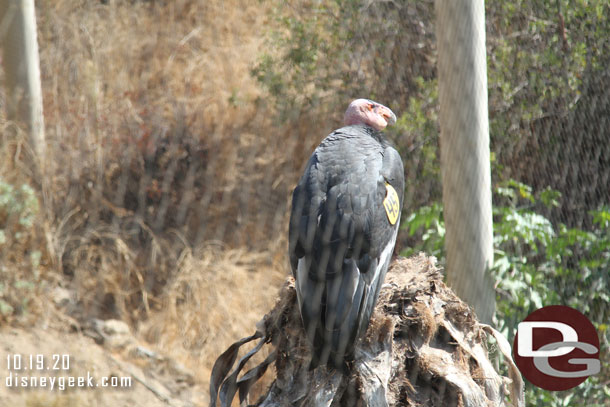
[35,0,326,251]
[33,0,290,312]
[140,245,285,385]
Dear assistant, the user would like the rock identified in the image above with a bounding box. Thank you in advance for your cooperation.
[51,286,73,307]
[85,318,135,351]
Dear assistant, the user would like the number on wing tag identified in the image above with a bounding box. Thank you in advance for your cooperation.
[383,183,400,225]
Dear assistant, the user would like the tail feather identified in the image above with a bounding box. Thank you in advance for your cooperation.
[297,244,393,371]
[303,260,375,371]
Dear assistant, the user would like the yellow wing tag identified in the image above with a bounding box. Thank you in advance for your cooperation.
[383,183,400,225]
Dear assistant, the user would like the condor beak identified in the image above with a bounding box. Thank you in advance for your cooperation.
[379,105,397,126]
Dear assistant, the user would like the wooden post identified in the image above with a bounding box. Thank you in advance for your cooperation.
[435,0,495,323]
[0,0,45,158]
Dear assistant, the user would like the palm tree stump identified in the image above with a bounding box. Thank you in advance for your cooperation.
[210,254,524,407]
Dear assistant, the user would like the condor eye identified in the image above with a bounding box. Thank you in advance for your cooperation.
[368,103,375,110]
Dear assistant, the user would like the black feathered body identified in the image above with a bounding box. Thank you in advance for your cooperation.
[289,124,404,370]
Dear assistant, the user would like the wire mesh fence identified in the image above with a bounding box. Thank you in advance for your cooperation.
[0,0,608,405]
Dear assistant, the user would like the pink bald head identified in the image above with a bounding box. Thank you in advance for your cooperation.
[343,99,397,131]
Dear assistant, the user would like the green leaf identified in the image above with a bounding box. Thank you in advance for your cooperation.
[540,187,561,208]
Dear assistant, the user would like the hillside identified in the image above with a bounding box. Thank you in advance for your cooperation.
[1,1,296,405]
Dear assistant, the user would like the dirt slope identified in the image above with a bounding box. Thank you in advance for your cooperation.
[0,323,206,407]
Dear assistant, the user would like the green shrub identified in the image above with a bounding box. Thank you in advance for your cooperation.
[401,181,609,406]
[0,180,39,237]
[0,178,42,321]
